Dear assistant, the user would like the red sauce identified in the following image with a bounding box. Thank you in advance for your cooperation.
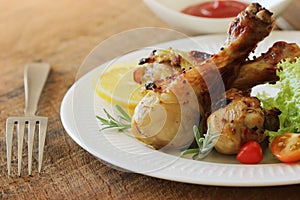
[181,0,248,18]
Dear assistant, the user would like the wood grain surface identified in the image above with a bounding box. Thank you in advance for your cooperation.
[1,0,300,199]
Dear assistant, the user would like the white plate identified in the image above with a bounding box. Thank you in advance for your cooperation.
[144,0,293,35]
[60,31,300,186]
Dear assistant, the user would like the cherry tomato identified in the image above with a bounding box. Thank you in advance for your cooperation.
[236,141,263,164]
[270,133,300,163]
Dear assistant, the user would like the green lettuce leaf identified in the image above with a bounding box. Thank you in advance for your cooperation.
[257,57,300,140]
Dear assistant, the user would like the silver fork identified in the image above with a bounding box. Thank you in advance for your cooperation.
[6,63,50,176]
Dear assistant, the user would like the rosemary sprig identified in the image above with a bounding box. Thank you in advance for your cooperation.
[181,125,221,160]
[96,105,131,132]
[97,105,220,159]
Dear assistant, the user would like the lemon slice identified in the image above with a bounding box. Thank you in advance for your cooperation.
[95,63,145,115]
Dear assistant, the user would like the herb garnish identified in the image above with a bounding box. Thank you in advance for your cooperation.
[96,105,220,159]
[96,105,131,131]
[181,125,221,160]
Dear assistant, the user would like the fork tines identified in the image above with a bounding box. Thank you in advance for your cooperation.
[6,116,47,176]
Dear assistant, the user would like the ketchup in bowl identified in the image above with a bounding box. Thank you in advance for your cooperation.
[182,0,248,18]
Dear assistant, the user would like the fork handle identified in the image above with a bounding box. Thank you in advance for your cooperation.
[24,63,50,116]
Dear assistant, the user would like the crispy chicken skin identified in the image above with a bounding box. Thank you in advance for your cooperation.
[131,3,275,150]
[230,41,300,90]
[181,3,275,96]
[207,89,280,154]
[133,50,211,84]
[134,42,300,93]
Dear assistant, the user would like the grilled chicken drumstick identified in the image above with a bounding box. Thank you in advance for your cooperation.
[230,41,300,90]
[207,89,280,154]
[209,42,300,154]
[131,3,275,150]
[135,42,300,94]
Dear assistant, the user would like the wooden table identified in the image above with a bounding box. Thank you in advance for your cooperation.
[1,1,299,199]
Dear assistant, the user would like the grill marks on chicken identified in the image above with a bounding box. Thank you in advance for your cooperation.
[211,3,275,88]
[176,3,275,96]
[230,42,300,90]
[208,89,280,154]
[136,3,276,102]
[131,3,276,150]
[133,49,211,85]
[135,42,300,94]
[206,41,300,154]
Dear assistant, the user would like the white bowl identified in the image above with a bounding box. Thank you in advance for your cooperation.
[144,0,293,35]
